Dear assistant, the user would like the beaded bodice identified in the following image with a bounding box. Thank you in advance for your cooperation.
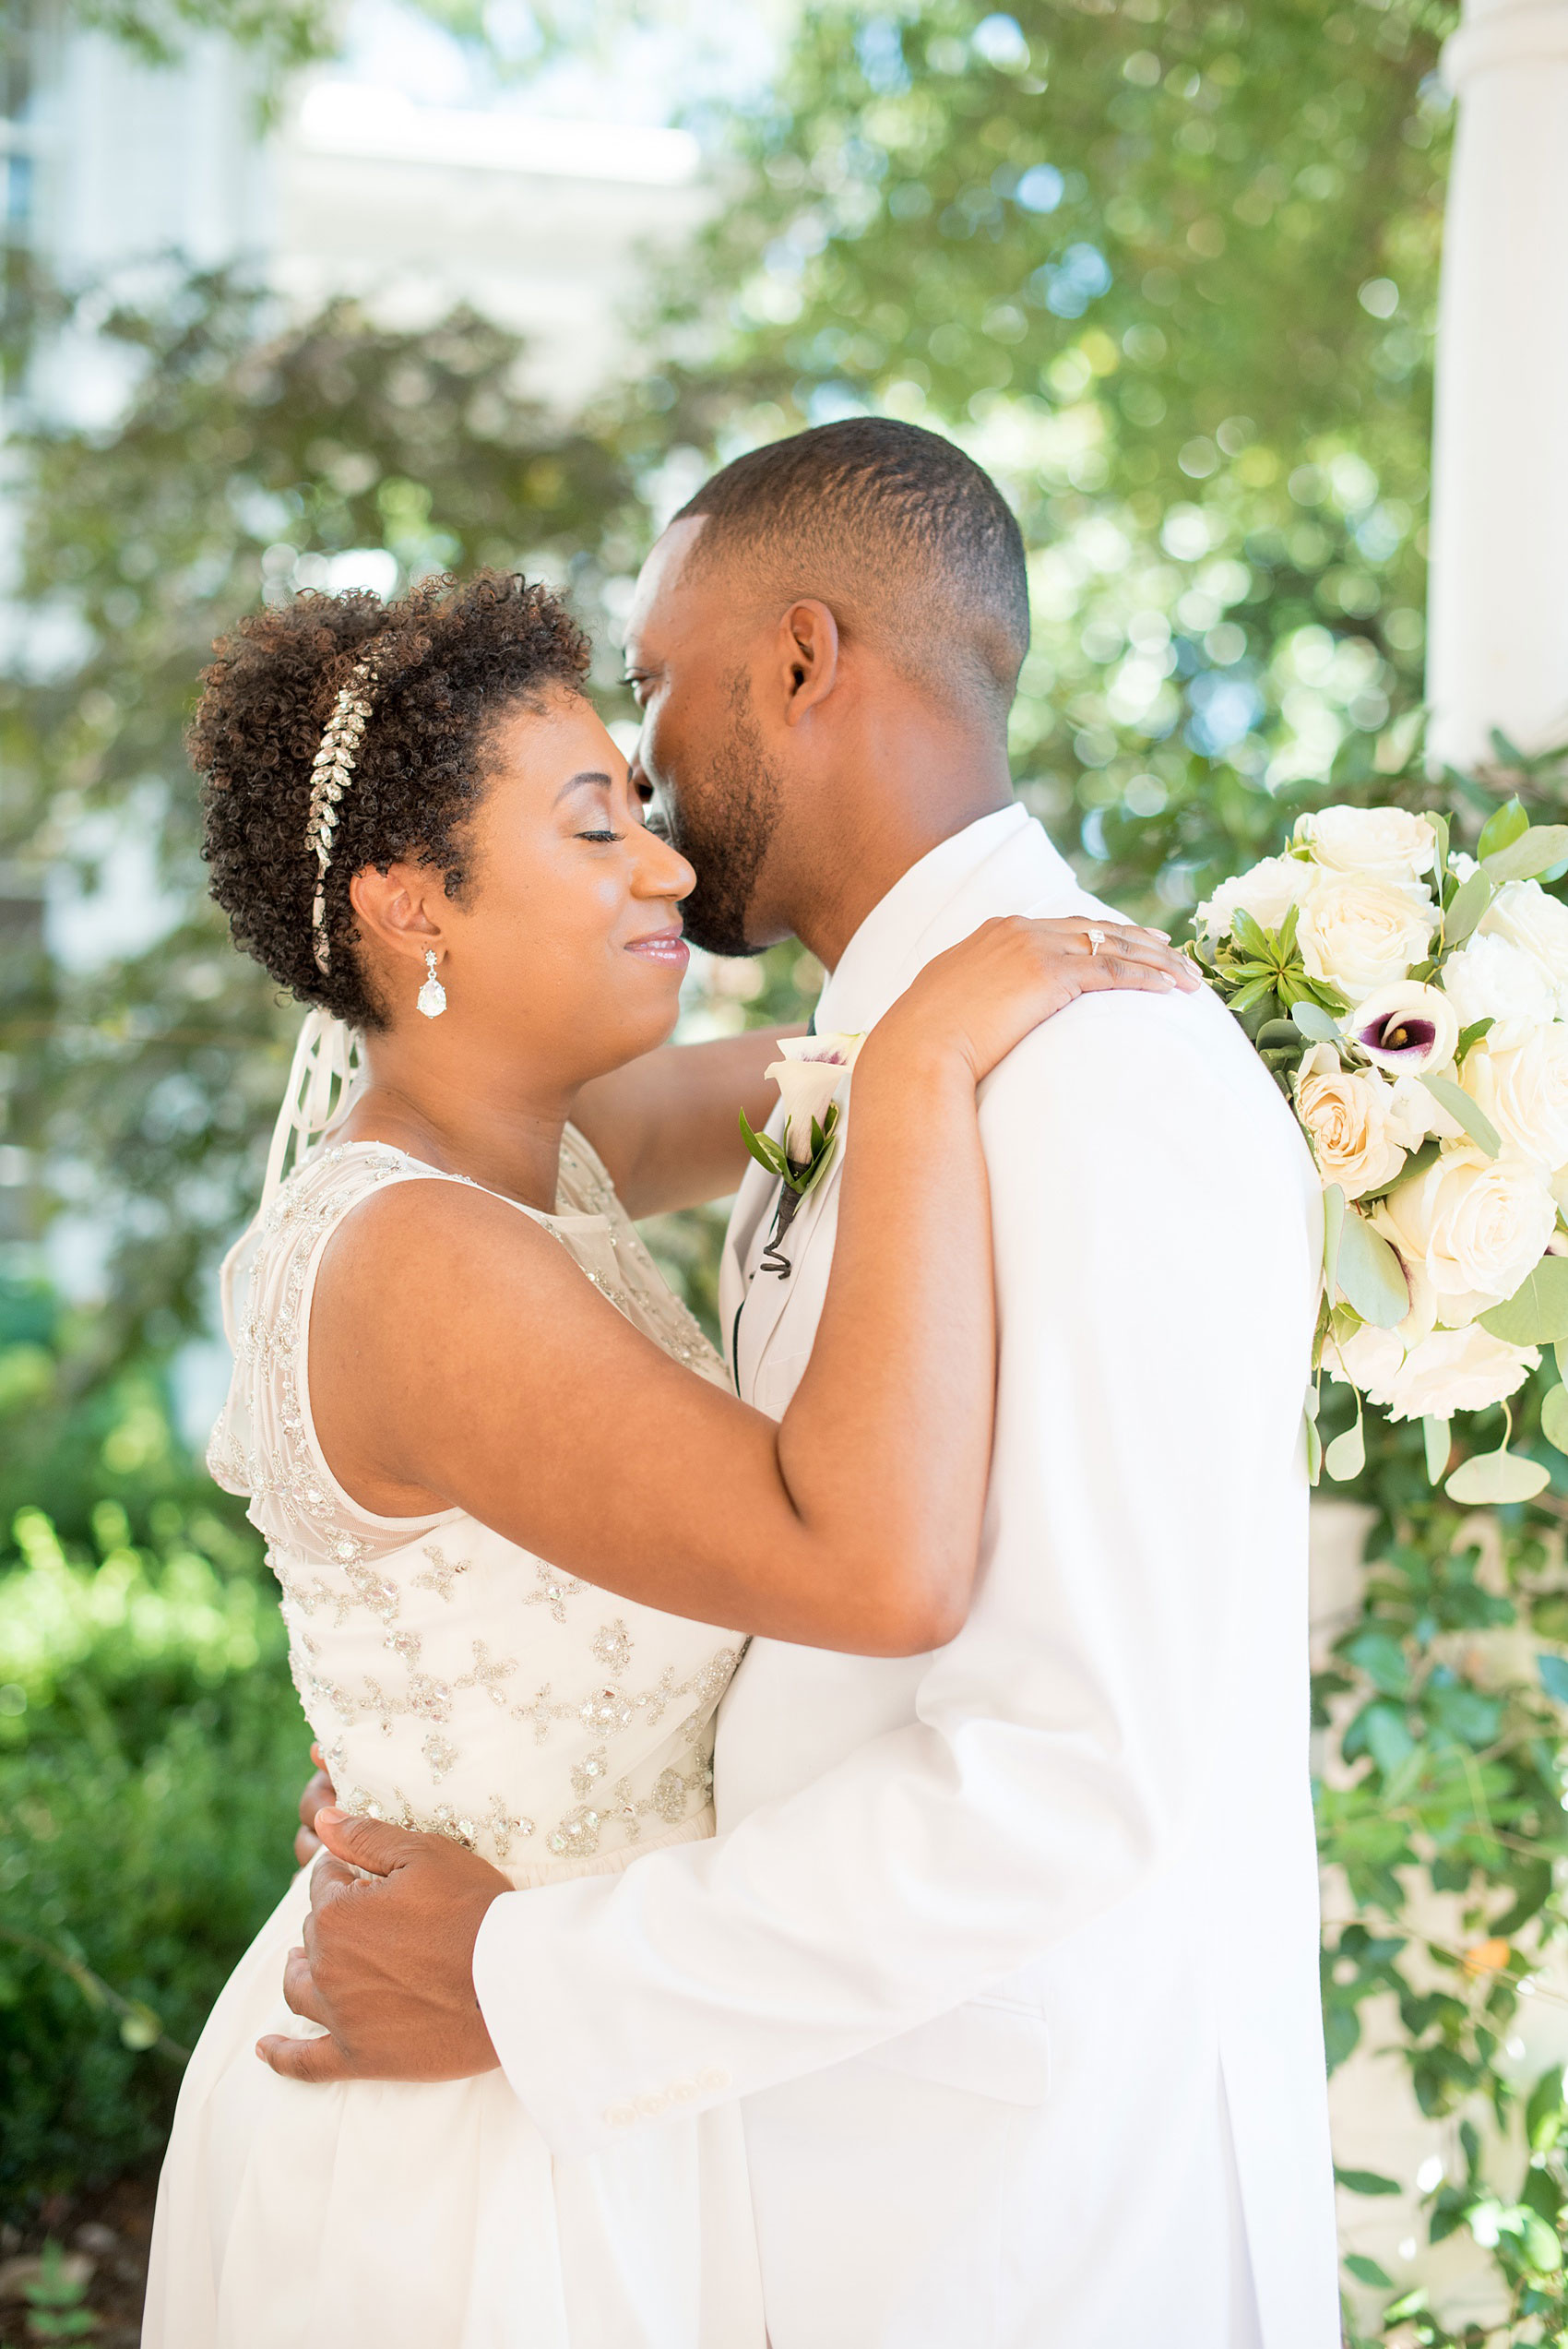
[208,1129,742,1878]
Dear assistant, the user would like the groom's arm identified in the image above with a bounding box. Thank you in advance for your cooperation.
[473,994,1319,2155]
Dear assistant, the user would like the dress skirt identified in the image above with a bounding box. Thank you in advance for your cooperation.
[141,1823,766,2349]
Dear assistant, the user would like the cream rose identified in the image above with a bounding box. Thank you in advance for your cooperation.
[1344,981,1459,1077]
[766,1031,863,1164]
[1331,1318,1539,1423]
[1440,933,1559,1050]
[1461,1025,1568,1170]
[1294,1044,1408,1200]
[1374,1143,1559,1319]
[1478,878,1568,1017]
[1296,872,1437,1006]
[1295,805,1437,889]
[1195,853,1312,942]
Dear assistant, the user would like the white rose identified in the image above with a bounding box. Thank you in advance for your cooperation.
[1461,1025,1568,1170]
[1295,805,1437,889]
[1374,1143,1559,1319]
[1294,1044,1408,1201]
[1331,1318,1538,1423]
[1440,933,1560,1050]
[766,1031,863,1164]
[1195,853,1312,942]
[1343,981,1460,1077]
[1297,872,1437,1006]
[1478,878,1568,1016]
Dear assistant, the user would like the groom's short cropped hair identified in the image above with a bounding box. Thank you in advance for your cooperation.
[671,418,1029,727]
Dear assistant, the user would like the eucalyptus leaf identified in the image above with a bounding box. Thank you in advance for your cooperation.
[1479,1257,1568,1344]
[1324,1420,1365,1483]
[1443,869,1494,949]
[1334,1208,1409,1330]
[1290,1000,1341,1043]
[1423,1416,1452,1485]
[1426,811,1449,878]
[1420,1071,1502,1157]
[1480,826,1568,885]
[1445,1449,1552,1505]
[1542,1382,1568,1458]
[1556,1337,1568,1387]
[1322,1184,1346,1306]
[1454,1017,1494,1062]
[1477,794,1529,862]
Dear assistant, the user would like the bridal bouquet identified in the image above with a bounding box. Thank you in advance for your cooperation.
[1192,800,1568,1501]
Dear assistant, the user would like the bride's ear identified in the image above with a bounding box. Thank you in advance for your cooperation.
[349,864,446,972]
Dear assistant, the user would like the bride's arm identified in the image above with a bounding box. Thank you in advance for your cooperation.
[568,1024,806,1216]
[310,917,1194,1657]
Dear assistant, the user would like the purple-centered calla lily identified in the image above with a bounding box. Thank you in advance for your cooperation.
[1344,982,1459,1076]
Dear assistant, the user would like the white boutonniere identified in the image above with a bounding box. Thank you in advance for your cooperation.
[740,1031,865,1276]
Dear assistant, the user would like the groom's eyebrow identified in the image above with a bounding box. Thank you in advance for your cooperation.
[554,769,615,805]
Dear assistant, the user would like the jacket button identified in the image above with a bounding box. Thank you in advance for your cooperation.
[636,2092,666,2118]
[695,2066,731,2093]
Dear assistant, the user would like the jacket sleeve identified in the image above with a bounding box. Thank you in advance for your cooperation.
[472,991,1319,2156]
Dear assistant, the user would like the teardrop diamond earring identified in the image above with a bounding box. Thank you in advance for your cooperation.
[417,948,447,1019]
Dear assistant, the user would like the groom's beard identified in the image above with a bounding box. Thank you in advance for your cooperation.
[652,674,783,960]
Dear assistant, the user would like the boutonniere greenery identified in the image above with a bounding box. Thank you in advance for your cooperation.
[740,1031,864,1276]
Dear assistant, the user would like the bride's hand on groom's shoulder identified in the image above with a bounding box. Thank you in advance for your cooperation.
[256,1808,511,2086]
[872,912,1197,1089]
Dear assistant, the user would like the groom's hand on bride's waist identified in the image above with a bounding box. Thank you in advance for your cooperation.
[255,1808,510,2085]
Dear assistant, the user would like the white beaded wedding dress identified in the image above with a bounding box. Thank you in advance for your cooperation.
[142,1127,766,2349]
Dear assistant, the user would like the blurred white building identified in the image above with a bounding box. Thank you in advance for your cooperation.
[5,2,714,419]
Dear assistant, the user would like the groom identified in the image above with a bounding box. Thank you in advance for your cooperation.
[272,420,1339,2345]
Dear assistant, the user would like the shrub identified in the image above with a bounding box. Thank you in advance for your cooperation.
[0,1495,304,2221]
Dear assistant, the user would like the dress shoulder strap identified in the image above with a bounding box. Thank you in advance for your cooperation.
[208,1145,467,1565]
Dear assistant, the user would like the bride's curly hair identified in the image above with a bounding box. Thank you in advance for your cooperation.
[192,569,590,1028]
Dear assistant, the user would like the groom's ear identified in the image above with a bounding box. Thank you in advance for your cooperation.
[777,599,841,727]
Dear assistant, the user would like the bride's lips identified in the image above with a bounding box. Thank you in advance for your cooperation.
[625,925,690,972]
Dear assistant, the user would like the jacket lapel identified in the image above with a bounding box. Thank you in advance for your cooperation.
[726,816,1087,1403]
[732,1125,847,1403]
[719,1150,778,1377]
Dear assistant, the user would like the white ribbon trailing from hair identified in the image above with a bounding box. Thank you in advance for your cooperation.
[260,1008,364,1213]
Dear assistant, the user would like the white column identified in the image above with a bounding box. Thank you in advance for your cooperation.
[1426,0,1568,768]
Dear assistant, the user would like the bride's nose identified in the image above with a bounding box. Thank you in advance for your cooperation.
[634,824,695,903]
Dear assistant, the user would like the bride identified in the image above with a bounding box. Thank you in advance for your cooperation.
[141,569,1194,2347]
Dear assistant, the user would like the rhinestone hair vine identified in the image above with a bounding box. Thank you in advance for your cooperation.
[305,656,377,975]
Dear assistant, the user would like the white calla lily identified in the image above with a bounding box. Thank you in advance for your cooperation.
[766,1031,864,1165]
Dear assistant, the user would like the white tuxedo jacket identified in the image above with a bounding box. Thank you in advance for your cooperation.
[475,805,1340,2348]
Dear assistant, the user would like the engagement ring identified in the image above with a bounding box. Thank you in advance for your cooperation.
[1087,927,1106,957]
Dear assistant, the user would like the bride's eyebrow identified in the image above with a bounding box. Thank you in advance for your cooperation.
[553,770,614,806]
